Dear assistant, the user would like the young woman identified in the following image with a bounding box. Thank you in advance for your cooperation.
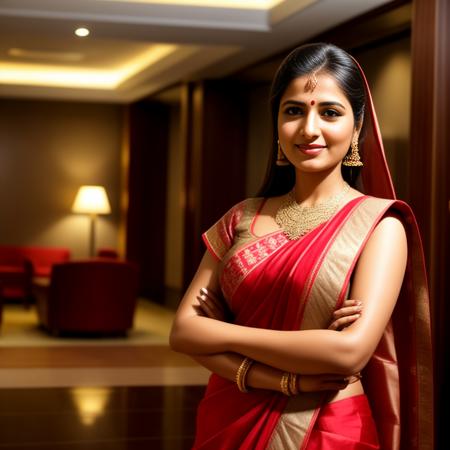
[170,43,433,449]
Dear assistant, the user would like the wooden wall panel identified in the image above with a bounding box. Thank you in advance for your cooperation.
[410,0,450,448]
[182,80,248,287]
[126,101,169,301]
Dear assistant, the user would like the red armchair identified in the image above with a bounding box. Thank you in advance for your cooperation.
[0,246,70,304]
[34,259,139,335]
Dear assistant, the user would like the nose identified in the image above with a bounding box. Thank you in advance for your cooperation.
[300,110,320,140]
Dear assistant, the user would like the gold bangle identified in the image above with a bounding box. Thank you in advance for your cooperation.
[236,357,253,393]
[280,372,291,396]
[288,373,299,396]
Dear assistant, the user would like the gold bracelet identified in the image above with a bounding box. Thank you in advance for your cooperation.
[288,373,299,396]
[236,357,253,393]
[280,372,291,396]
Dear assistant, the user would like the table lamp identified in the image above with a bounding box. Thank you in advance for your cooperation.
[72,185,111,257]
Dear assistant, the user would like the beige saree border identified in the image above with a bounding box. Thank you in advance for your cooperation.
[267,196,395,449]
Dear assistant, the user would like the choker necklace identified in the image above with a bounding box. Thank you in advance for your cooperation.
[275,182,350,240]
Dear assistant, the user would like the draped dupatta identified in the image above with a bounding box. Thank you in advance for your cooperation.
[348,59,434,450]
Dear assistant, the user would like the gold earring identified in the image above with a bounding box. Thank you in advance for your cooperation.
[276,140,290,166]
[343,137,363,167]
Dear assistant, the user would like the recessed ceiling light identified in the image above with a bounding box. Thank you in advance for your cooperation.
[75,27,90,37]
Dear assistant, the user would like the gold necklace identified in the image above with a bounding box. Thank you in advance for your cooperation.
[275,182,350,240]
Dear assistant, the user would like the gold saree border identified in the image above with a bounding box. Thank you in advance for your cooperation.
[202,197,262,261]
[267,196,397,450]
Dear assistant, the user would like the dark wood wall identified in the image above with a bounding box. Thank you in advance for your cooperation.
[182,80,248,287]
[126,101,169,301]
[410,0,450,447]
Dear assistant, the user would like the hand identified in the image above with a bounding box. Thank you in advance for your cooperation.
[297,372,362,393]
[328,299,363,331]
[196,287,233,322]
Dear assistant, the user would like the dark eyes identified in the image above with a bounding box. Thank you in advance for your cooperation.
[283,106,342,118]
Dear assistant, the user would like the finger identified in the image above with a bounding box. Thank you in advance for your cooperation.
[322,380,349,391]
[344,299,362,307]
[199,295,222,316]
[205,294,224,312]
[193,303,206,315]
[346,375,361,384]
[345,372,362,384]
[196,296,215,318]
[194,300,212,318]
[200,287,221,304]
[199,289,224,311]
[328,314,361,330]
[200,301,220,319]
[321,374,349,381]
[333,305,363,319]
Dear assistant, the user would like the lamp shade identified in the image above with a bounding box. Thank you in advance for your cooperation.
[72,186,111,215]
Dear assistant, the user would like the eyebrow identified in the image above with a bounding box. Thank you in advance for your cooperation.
[281,100,346,109]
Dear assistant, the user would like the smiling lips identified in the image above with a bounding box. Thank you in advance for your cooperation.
[296,144,326,155]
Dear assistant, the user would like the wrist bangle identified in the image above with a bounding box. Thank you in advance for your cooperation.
[236,357,253,393]
[280,372,291,396]
[288,373,299,396]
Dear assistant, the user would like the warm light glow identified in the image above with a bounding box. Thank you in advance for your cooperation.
[100,0,284,9]
[8,48,84,62]
[72,186,111,215]
[75,27,90,37]
[71,387,111,426]
[0,44,177,89]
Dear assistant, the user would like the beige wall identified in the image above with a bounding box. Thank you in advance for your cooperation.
[0,99,123,259]
[356,37,411,200]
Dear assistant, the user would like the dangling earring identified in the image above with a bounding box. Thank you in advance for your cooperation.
[276,140,290,166]
[343,136,363,167]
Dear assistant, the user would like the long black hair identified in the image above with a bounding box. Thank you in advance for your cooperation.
[258,42,366,197]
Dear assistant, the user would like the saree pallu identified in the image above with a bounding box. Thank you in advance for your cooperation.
[194,195,433,450]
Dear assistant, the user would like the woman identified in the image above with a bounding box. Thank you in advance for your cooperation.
[170,43,433,449]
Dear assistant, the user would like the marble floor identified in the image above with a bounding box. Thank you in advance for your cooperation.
[0,300,209,449]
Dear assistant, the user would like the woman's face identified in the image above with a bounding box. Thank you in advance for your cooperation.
[277,72,359,173]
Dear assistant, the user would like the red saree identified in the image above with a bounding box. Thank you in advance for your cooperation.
[194,192,432,449]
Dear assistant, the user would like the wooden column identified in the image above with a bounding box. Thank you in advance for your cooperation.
[410,0,450,447]
[126,101,169,301]
[182,80,248,288]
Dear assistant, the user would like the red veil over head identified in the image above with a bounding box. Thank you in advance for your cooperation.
[351,56,434,450]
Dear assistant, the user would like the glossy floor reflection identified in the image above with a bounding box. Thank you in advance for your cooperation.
[0,385,205,449]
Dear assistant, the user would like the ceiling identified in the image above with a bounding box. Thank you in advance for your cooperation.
[0,0,393,103]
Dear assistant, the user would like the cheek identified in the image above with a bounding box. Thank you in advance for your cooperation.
[278,120,297,138]
[323,122,353,147]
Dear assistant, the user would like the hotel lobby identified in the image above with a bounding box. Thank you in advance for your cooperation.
[0,0,447,448]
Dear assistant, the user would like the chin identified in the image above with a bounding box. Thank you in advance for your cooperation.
[294,160,341,174]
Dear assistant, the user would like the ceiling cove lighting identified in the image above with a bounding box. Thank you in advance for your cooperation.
[75,27,90,37]
[0,44,177,89]
[8,48,84,62]
[100,0,284,9]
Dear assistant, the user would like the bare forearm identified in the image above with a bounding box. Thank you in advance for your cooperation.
[171,316,356,375]
[229,326,356,375]
[170,315,235,355]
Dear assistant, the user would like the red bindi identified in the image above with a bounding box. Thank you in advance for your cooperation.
[310,100,315,106]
